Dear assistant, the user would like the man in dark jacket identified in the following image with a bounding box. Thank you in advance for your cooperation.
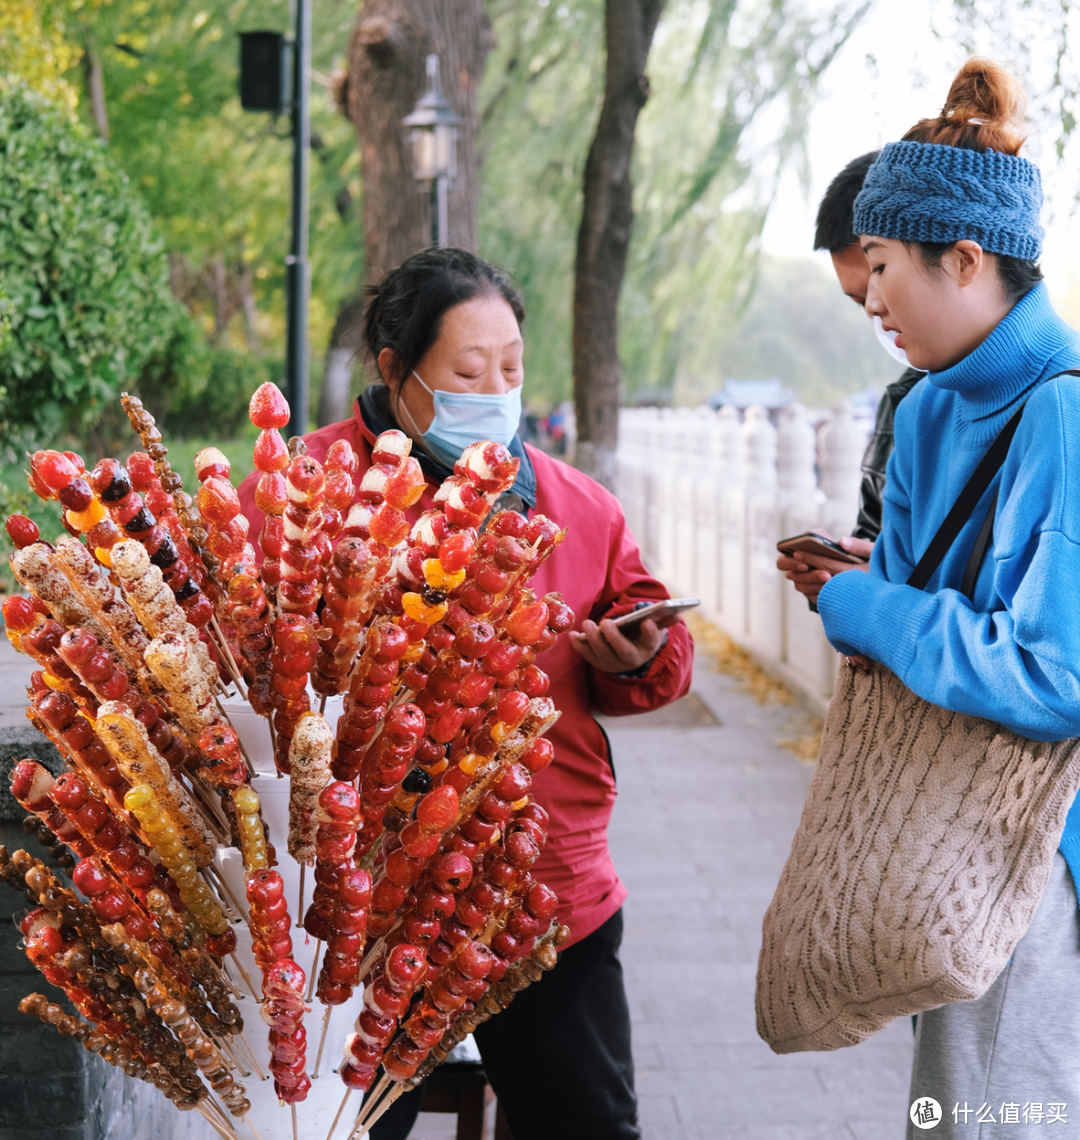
[778,151,923,604]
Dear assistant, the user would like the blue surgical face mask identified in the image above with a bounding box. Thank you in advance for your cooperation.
[403,371,523,468]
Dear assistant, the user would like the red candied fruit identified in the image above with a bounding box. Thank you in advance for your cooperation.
[5,514,40,549]
[2,595,37,630]
[254,428,289,473]
[249,382,291,430]
[33,450,80,492]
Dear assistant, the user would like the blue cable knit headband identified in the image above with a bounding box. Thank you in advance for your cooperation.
[852,139,1044,260]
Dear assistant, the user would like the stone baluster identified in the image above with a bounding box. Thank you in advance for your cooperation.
[743,405,782,655]
[820,399,868,538]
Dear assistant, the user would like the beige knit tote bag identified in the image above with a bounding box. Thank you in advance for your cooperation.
[756,660,1080,1054]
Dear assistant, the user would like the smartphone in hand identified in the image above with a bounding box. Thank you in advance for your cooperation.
[776,532,868,565]
[610,598,700,636]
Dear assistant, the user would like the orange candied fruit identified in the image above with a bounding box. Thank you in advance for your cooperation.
[401,592,448,625]
[66,499,105,532]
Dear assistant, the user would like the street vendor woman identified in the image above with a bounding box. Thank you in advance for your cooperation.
[238,247,694,1140]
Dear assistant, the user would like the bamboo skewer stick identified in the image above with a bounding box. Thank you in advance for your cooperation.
[197,1101,235,1140]
[200,867,240,923]
[211,615,248,699]
[206,861,251,925]
[319,694,327,715]
[292,1103,299,1140]
[325,1089,353,1140]
[297,864,306,926]
[347,1073,392,1140]
[306,940,322,1001]
[234,1027,268,1080]
[228,952,261,1002]
[246,1115,269,1140]
[356,1083,406,1137]
[313,1004,333,1078]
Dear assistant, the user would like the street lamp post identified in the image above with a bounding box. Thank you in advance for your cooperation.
[403,55,460,248]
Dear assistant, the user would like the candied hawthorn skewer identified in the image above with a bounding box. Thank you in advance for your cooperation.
[339,942,426,1092]
[269,613,319,775]
[249,382,292,603]
[287,712,334,866]
[261,958,311,1104]
[247,871,295,979]
[96,701,217,863]
[8,541,108,638]
[125,784,228,936]
[19,995,200,1111]
[331,619,415,783]
[121,394,216,594]
[7,608,96,707]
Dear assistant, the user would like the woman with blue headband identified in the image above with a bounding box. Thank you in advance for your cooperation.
[816,59,1080,1134]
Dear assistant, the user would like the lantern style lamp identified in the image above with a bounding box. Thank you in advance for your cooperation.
[403,54,461,247]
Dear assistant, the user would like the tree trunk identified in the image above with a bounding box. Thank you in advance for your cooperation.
[318,297,366,427]
[82,32,109,141]
[572,0,663,491]
[345,0,492,284]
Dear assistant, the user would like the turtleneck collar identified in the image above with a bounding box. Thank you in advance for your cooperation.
[927,282,1075,435]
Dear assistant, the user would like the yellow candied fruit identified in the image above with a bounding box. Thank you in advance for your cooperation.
[93,547,112,568]
[511,796,530,811]
[232,786,260,814]
[66,499,105,532]
[5,630,22,653]
[42,671,68,692]
[426,758,449,775]
[401,640,426,664]
[490,723,511,744]
[124,784,157,813]
[401,592,448,625]
[457,753,484,776]
[422,558,466,591]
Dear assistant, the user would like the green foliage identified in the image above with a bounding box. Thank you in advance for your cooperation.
[76,0,362,354]
[480,0,869,408]
[713,254,898,407]
[0,80,180,444]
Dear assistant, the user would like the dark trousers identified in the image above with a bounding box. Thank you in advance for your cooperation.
[371,908,640,1140]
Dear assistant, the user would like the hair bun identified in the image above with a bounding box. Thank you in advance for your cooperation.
[903,57,1027,157]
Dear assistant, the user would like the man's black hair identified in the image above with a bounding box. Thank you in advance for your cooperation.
[813,150,881,253]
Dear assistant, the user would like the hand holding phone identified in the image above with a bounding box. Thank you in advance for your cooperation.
[610,597,700,636]
[776,532,869,564]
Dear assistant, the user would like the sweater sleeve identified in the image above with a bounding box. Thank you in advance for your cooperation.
[585,509,695,718]
[818,529,1080,742]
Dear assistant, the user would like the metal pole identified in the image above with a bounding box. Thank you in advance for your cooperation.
[435,174,448,248]
[285,0,311,441]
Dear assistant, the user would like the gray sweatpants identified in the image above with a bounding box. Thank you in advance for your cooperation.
[907,853,1080,1138]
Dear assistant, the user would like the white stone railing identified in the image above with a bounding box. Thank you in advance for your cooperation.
[616,402,871,711]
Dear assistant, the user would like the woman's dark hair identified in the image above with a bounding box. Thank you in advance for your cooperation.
[914,241,1043,304]
[903,58,1042,303]
[363,247,526,384]
[813,151,881,253]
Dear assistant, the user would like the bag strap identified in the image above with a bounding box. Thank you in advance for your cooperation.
[960,491,998,600]
[906,402,1027,590]
[907,369,1080,593]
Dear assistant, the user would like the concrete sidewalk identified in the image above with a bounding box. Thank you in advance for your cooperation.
[605,654,913,1140]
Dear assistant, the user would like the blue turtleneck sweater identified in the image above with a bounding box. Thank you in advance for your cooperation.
[818,281,1080,890]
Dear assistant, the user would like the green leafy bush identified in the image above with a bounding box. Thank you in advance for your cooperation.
[0,80,178,444]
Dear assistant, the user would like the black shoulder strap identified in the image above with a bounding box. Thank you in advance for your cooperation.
[906,403,1026,591]
[907,369,1080,593]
